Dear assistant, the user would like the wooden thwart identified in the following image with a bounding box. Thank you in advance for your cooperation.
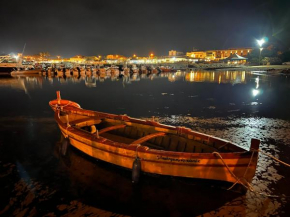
[131,132,166,145]
[99,124,126,134]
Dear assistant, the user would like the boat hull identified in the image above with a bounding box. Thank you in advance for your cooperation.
[0,67,15,73]
[11,69,41,75]
[50,94,259,185]
[66,132,257,183]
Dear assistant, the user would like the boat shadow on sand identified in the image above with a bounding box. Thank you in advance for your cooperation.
[55,135,246,216]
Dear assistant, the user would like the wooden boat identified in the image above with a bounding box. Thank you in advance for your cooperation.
[11,68,42,75]
[49,91,260,189]
[160,67,177,72]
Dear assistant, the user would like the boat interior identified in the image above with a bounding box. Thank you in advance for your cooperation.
[63,113,245,154]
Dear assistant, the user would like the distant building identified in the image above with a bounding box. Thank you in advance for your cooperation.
[169,50,184,56]
[206,51,216,60]
[106,54,127,60]
[70,55,85,63]
[186,51,207,59]
[0,53,11,59]
[186,48,253,61]
[215,48,253,59]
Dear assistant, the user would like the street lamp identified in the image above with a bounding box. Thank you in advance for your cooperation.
[257,38,265,65]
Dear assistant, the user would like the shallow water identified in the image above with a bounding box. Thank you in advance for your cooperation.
[0,70,290,216]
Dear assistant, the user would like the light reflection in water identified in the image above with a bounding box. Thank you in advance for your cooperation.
[37,70,250,85]
[185,71,246,84]
[252,89,260,97]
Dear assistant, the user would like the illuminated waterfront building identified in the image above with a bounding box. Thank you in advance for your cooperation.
[70,55,85,63]
[169,50,184,56]
[186,51,207,60]
[19,46,253,65]
[186,48,253,61]
[215,48,253,59]
[106,54,127,64]
[106,54,127,60]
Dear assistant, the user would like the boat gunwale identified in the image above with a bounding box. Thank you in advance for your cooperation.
[50,100,245,148]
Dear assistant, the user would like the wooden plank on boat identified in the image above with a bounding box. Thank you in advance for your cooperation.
[99,124,126,134]
[70,117,97,125]
[131,132,166,145]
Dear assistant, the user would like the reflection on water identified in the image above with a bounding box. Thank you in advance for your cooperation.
[5,70,252,91]
[0,70,290,216]
[185,71,246,84]
[0,76,43,95]
[38,70,250,85]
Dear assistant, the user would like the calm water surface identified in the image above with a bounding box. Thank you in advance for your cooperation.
[0,70,290,216]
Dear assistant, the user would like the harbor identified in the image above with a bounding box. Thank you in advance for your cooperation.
[1,0,290,216]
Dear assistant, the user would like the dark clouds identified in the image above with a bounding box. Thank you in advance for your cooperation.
[0,0,289,57]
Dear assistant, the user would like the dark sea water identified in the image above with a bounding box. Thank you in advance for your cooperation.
[1,70,290,216]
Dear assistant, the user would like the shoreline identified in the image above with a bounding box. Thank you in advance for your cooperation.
[202,65,290,72]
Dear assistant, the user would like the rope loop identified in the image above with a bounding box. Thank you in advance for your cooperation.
[213,150,290,198]
[213,151,254,192]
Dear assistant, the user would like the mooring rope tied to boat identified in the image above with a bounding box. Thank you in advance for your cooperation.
[54,100,73,111]
[213,151,255,192]
[213,150,290,198]
[258,149,290,167]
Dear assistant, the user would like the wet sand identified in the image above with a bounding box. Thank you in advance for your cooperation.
[0,115,290,216]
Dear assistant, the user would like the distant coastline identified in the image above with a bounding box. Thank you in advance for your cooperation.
[200,64,290,72]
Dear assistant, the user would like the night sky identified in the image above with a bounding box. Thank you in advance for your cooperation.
[1,0,289,57]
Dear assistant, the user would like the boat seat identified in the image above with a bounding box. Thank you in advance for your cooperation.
[70,117,93,125]
[130,132,166,145]
[70,117,102,127]
[98,124,126,135]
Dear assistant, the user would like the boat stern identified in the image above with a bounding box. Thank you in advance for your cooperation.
[250,138,260,151]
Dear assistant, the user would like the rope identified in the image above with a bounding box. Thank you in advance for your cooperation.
[212,151,254,192]
[258,149,290,167]
[54,101,72,111]
[62,101,72,108]
[65,125,70,138]
[213,150,290,198]
[65,115,71,138]
[227,150,256,192]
